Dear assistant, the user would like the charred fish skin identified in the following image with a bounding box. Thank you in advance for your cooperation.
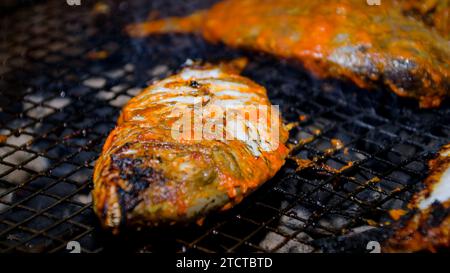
[396,0,450,40]
[126,0,450,108]
[384,144,450,252]
[93,60,289,233]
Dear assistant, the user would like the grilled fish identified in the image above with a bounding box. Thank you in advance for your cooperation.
[92,59,289,233]
[126,0,450,108]
[384,143,450,252]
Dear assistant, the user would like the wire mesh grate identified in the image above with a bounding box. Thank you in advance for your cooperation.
[0,0,449,253]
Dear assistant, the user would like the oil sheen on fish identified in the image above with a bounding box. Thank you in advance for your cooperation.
[126,0,450,108]
[384,144,450,252]
[92,60,289,233]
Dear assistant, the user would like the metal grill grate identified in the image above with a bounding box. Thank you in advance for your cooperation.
[0,0,449,253]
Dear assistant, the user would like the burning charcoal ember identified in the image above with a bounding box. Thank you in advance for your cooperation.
[0,135,7,144]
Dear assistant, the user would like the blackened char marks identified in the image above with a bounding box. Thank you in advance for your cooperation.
[383,58,422,94]
[420,202,450,234]
[110,154,166,216]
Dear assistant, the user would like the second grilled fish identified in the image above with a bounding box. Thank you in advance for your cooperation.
[92,60,289,233]
[384,143,450,252]
[126,0,450,108]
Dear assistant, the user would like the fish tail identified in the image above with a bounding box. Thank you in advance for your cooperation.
[125,10,207,38]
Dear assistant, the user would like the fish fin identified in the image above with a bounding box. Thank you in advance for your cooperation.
[218,57,249,74]
[125,10,207,38]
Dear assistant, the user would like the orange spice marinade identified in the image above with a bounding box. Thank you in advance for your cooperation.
[127,0,450,108]
[92,60,289,233]
[395,0,449,40]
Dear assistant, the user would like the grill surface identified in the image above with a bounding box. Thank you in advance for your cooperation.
[0,0,449,253]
